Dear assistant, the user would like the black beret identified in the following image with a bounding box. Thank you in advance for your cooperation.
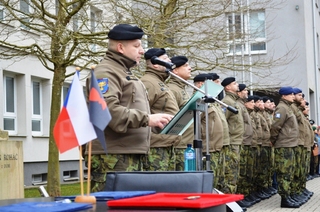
[247,95,255,102]
[269,98,274,102]
[279,86,294,95]
[262,96,270,103]
[144,48,166,60]
[209,73,220,81]
[253,95,261,102]
[238,84,246,92]
[293,87,302,94]
[108,24,144,40]
[221,77,235,87]
[171,56,188,68]
[193,73,211,82]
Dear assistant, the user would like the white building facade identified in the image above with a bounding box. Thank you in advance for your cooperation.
[1,0,320,186]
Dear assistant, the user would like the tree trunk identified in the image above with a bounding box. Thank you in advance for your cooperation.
[47,66,66,197]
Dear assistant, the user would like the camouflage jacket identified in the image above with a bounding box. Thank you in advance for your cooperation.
[90,50,151,154]
[222,91,244,145]
[270,99,299,148]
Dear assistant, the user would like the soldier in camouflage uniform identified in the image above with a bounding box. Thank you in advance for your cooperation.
[249,95,270,200]
[290,88,309,204]
[193,73,224,188]
[85,24,173,192]
[235,84,255,207]
[221,77,244,194]
[302,102,314,198]
[258,97,273,197]
[205,74,232,194]
[167,56,194,171]
[244,96,261,204]
[263,96,278,195]
[140,48,181,171]
[270,87,299,208]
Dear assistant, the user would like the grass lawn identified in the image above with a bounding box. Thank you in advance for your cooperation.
[24,182,88,198]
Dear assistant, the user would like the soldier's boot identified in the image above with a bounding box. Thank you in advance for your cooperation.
[280,197,300,208]
[287,195,302,206]
[247,193,261,203]
[303,188,313,198]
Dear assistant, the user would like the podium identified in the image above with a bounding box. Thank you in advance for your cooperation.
[160,80,224,136]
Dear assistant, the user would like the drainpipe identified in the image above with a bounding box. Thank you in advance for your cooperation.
[312,0,320,123]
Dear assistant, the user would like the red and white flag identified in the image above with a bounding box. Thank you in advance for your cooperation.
[53,72,96,153]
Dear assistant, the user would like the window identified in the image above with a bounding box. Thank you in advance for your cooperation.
[55,0,59,15]
[63,170,79,182]
[72,4,78,31]
[227,10,266,55]
[0,2,5,21]
[20,0,30,29]
[32,80,42,135]
[62,84,70,105]
[3,76,17,134]
[32,173,47,185]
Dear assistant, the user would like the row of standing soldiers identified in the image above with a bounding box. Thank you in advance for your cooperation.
[86,24,313,209]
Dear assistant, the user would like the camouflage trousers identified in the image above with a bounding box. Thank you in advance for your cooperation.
[304,149,311,188]
[291,145,304,194]
[174,148,185,171]
[207,151,223,188]
[300,147,307,191]
[274,147,295,197]
[223,144,240,194]
[251,146,259,192]
[143,146,174,171]
[260,146,272,189]
[237,145,254,196]
[85,154,144,192]
[215,145,227,193]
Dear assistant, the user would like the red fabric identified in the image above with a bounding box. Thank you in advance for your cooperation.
[107,193,244,209]
[53,107,78,153]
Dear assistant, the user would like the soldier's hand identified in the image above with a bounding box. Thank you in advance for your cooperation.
[148,114,173,129]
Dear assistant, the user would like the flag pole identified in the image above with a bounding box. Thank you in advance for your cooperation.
[79,145,84,196]
[86,141,92,195]
[73,67,96,204]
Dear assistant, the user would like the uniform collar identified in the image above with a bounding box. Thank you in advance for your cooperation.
[145,67,169,82]
[106,49,137,70]
[225,91,239,100]
[170,76,188,88]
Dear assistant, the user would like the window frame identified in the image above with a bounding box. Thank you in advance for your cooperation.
[31,79,43,135]
[227,10,267,55]
[0,2,5,21]
[3,75,17,135]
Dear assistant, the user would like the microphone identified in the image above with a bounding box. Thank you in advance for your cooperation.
[150,56,176,70]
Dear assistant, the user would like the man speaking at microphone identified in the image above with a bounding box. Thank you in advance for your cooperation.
[140,48,181,171]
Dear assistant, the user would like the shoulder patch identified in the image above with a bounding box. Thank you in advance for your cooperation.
[98,78,109,94]
[275,113,281,119]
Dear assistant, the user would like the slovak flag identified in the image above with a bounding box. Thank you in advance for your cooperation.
[53,72,97,154]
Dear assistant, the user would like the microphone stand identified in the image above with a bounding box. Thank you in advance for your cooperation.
[165,69,238,171]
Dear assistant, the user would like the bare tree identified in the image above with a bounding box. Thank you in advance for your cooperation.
[109,0,295,90]
[0,0,113,196]
[0,0,295,196]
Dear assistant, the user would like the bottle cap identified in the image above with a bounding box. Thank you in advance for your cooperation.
[187,144,192,147]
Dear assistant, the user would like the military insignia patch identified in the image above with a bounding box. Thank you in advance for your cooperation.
[97,78,109,93]
[275,113,281,119]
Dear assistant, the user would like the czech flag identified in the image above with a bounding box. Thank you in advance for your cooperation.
[89,70,112,154]
[53,72,97,154]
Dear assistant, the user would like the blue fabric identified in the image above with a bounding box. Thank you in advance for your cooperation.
[0,202,92,212]
[55,191,156,201]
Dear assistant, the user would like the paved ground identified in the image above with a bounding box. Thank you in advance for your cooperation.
[247,176,320,212]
